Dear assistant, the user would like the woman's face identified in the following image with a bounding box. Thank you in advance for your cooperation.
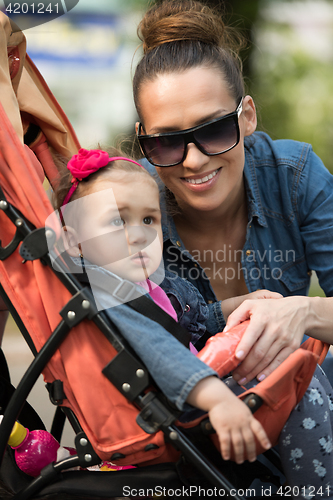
[137,66,257,214]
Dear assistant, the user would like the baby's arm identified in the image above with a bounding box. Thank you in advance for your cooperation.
[186,376,271,464]
[106,300,270,463]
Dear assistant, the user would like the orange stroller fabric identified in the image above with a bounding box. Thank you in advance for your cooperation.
[0,12,178,466]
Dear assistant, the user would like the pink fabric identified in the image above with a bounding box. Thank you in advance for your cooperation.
[189,342,198,355]
[61,148,144,211]
[67,149,143,182]
[138,279,198,353]
[61,180,79,208]
[137,279,178,322]
[68,149,110,180]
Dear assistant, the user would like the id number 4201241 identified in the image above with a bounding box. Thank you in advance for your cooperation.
[5,3,61,14]
[276,485,332,497]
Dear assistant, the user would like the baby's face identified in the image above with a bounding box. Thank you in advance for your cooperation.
[73,172,163,282]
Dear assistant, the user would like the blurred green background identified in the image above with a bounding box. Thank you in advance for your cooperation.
[2,0,332,295]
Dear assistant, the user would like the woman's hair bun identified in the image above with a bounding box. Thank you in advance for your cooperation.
[138,0,229,54]
[134,0,246,112]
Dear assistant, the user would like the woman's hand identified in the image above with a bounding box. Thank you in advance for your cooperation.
[224,296,311,385]
[221,289,282,320]
[187,376,271,463]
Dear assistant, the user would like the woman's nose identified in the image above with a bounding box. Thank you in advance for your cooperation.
[182,143,210,171]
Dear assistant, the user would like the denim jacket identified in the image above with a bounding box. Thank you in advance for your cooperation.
[75,261,214,410]
[142,131,333,331]
[161,270,209,345]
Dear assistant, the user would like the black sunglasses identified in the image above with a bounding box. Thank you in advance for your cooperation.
[137,98,243,167]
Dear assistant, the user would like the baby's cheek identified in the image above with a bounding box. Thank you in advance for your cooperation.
[81,231,130,266]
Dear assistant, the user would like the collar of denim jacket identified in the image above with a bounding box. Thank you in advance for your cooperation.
[244,135,267,228]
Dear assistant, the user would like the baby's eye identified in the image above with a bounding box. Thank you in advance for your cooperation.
[111,217,125,227]
[143,216,153,225]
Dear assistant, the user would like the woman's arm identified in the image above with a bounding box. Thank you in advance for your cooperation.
[225,295,333,385]
[223,150,333,385]
[221,289,282,321]
[205,289,282,336]
[297,149,333,297]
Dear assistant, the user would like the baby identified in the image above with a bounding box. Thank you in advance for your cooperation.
[52,147,271,464]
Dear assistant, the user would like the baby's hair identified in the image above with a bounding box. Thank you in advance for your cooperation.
[133,0,245,122]
[52,145,157,212]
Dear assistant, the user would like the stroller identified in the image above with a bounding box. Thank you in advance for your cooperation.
[0,12,328,500]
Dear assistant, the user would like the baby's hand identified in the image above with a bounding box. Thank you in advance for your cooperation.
[208,396,271,463]
[186,376,271,464]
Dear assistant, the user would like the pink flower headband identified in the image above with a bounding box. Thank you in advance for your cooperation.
[61,148,143,210]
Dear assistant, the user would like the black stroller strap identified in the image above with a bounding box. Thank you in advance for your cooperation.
[127,295,191,348]
[72,261,191,348]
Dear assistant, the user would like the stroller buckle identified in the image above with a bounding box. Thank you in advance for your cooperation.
[136,392,176,434]
[112,279,137,303]
[19,226,57,261]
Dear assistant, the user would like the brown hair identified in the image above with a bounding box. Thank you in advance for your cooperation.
[133,0,245,121]
[52,146,157,211]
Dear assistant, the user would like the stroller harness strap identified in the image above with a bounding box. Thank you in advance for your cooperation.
[77,265,191,347]
[127,295,191,348]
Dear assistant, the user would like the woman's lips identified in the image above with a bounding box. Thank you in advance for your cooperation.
[181,167,222,191]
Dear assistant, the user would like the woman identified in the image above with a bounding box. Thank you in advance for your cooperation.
[132,0,333,386]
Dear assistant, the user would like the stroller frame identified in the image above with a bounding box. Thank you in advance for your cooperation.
[0,182,283,499]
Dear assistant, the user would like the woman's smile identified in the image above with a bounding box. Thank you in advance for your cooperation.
[138,66,252,213]
[181,167,222,191]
